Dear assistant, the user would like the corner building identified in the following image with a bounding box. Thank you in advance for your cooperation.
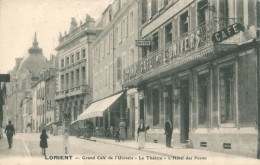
[123,0,260,157]
[55,16,96,132]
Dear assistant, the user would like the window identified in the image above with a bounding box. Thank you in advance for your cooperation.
[71,71,74,88]
[61,59,64,68]
[142,0,148,24]
[76,52,80,61]
[165,22,172,44]
[109,33,113,52]
[257,1,260,28]
[118,22,122,44]
[180,11,189,35]
[109,64,113,88]
[129,49,134,65]
[76,69,79,86]
[151,0,158,17]
[100,41,104,59]
[82,67,86,84]
[219,0,229,26]
[96,46,100,62]
[125,16,128,37]
[122,19,125,39]
[219,64,235,124]
[198,0,208,25]
[66,56,69,65]
[152,87,160,126]
[117,57,122,82]
[129,11,134,33]
[105,37,109,55]
[61,75,64,90]
[71,54,74,63]
[197,71,210,125]
[114,26,118,46]
[82,48,86,59]
[152,32,159,51]
[106,67,109,88]
[66,73,69,89]
[164,0,169,6]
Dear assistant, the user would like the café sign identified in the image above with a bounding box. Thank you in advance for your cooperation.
[212,23,243,43]
[135,40,151,47]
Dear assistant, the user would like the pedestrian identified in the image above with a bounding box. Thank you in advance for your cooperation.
[115,128,120,142]
[110,126,114,139]
[165,120,173,148]
[63,129,69,154]
[4,120,15,149]
[137,119,149,150]
[40,129,48,156]
[119,118,126,142]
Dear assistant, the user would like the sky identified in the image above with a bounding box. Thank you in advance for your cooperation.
[0,0,111,74]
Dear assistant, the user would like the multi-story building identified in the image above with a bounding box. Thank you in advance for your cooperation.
[123,0,260,157]
[77,0,139,140]
[3,33,49,132]
[55,15,96,131]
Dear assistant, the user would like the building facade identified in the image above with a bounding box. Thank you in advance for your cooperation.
[4,33,49,132]
[123,0,260,157]
[55,15,96,131]
[78,0,139,140]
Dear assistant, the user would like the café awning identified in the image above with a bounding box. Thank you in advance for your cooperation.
[77,92,123,120]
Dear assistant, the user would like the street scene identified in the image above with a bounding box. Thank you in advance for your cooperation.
[0,0,260,164]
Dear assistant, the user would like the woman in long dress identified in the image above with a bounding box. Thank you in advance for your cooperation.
[63,129,69,154]
[119,118,126,141]
[40,129,48,156]
[137,119,149,149]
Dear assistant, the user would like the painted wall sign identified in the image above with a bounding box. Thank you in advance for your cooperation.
[212,23,243,43]
[135,40,151,47]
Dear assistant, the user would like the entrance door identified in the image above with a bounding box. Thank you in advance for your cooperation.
[180,78,190,143]
[165,85,173,124]
[139,99,144,121]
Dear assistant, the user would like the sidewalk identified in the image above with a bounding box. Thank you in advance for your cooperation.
[89,137,256,159]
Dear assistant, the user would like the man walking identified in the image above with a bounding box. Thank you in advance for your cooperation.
[165,120,173,148]
[5,120,15,148]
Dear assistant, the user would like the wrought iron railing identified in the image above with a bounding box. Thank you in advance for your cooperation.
[123,17,241,83]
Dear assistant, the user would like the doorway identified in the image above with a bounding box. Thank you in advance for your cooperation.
[180,78,190,143]
[128,97,135,139]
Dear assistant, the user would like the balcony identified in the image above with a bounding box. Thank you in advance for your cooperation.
[55,85,92,100]
[123,17,242,85]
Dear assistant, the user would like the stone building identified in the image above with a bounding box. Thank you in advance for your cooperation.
[4,33,49,132]
[123,0,260,158]
[77,0,139,140]
[55,15,96,131]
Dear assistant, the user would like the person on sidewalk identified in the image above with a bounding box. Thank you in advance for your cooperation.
[115,128,120,142]
[40,129,48,156]
[137,119,149,150]
[4,120,15,149]
[165,120,173,148]
[119,118,126,142]
[63,129,69,154]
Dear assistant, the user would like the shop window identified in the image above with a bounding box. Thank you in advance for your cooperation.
[152,32,159,51]
[100,117,103,127]
[165,22,172,44]
[151,0,158,17]
[152,87,160,126]
[197,72,209,125]
[197,0,208,25]
[180,11,189,35]
[219,64,235,124]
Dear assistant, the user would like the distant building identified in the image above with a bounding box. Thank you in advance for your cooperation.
[55,15,96,132]
[4,33,49,132]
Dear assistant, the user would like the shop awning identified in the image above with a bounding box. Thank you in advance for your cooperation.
[45,121,59,127]
[70,120,82,125]
[77,92,123,120]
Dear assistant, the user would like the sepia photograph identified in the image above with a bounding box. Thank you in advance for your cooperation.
[0,0,260,164]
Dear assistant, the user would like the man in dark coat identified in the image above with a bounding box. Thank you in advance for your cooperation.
[5,120,15,148]
[164,120,173,148]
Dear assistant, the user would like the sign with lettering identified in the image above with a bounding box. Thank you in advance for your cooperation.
[135,40,151,47]
[212,23,243,43]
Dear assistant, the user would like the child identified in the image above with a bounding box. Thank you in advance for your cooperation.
[40,129,48,156]
[115,128,120,142]
[63,129,69,154]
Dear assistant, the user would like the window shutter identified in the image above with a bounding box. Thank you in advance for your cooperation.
[257,1,260,27]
